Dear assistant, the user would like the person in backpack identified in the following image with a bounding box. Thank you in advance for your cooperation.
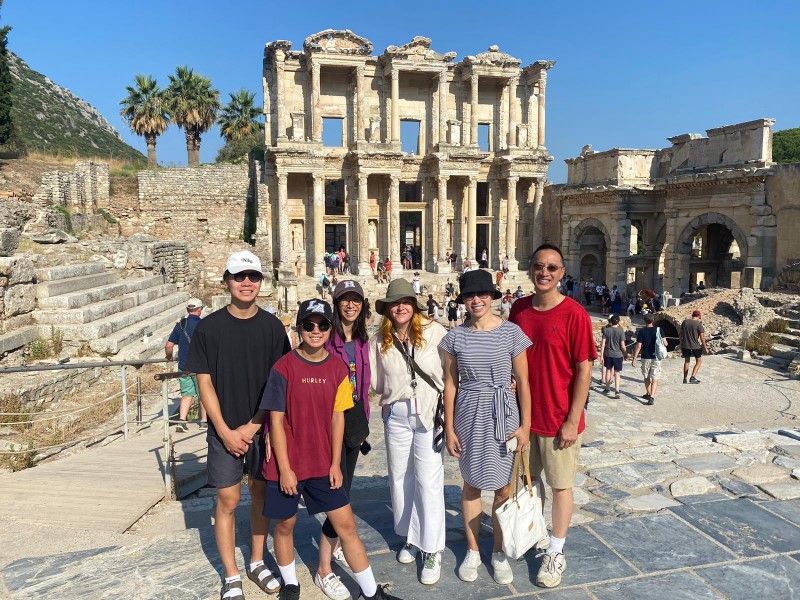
[320,272,332,299]
[165,298,207,432]
[630,313,661,405]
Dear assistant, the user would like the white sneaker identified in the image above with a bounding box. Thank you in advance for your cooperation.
[420,551,441,585]
[491,551,513,584]
[458,550,481,582]
[314,572,350,600]
[536,552,566,588]
[332,546,350,569]
[396,542,418,564]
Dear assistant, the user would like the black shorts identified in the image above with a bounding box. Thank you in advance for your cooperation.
[682,348,703,359]
[263,476,349,519]
[603,356,623,372]
[447,311,458,321]
[206,433,265,489]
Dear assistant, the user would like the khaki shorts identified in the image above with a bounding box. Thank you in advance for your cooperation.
[641,359,662,380]
[529,433,582,490]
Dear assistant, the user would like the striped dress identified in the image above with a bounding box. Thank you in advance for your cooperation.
[439,320,532,490]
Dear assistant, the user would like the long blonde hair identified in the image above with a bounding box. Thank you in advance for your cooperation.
[379,306,430,354]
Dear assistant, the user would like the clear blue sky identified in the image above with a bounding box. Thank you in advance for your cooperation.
[5,0,799,182]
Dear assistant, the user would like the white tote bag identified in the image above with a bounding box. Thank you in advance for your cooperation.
[496,450,548,560]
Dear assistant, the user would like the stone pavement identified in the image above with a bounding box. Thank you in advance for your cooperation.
[2,355,800,599]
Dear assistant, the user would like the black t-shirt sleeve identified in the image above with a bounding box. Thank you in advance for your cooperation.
[261,368,288,413]
[184,320,209,374]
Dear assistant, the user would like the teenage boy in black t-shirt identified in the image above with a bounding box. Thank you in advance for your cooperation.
[186,250,291,600]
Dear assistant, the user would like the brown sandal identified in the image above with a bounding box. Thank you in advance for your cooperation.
[246,564,281,594]
[220,579,244,599]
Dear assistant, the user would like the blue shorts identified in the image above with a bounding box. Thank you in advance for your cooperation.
[603,356,623,372]
[263,476,349,519]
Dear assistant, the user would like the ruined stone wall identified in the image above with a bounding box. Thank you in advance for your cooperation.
[766,162,800,280]
[0,256,35,334]
[668,119,773,172]
[34,161,110,212]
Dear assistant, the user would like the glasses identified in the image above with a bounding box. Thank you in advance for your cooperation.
[231,271,263,283]
[339,297,363,305]
[532,263,564,273]
[462,291,492,300]
[300,320,331,332]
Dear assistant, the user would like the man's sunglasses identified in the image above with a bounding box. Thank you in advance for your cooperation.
[532,263,563,273]
[230,272,263,283]
[301,320,331,332]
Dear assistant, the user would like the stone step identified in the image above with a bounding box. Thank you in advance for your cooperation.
[769,343,800,362]
[37,276,165,309]
[90,298,189,355]
[116,320,179,362]
[772,332,800,349]
[0,325,39,355]
[777,308,800,320]
[54,291,189,342]
[35,272,118,299]
[32,283,178,325]
[761,356,792,370]
[34,262,106,282]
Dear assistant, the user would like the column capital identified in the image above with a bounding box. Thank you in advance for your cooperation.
[277,173,288,185]
[389,174,400,186]
[355,65,365,77]
[357,173,369,185]
[471,72,479,85]
[391,68,399,81]
[507,175,519,185]
[311,173,324,184]
[508,75,519,86]
[468,176,478,187]
[438,174,450,184]
[311,61,320,75]
[439,70,447,84]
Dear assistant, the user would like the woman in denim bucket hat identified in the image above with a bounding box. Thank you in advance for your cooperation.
[369,279,447,585]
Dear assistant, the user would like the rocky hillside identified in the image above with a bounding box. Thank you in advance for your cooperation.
[6,51,144,163]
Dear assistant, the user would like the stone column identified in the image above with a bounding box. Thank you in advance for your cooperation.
[355,66,366,143]
[527,78,537,149]
[470,73,479,147]
[562,217,579,276]
[608,211,630,291]
[467,176,477,260]
[662,208,681,296]
[311,61,321,142]
[357,174,370,274]
[389,175,402,276]
[312,174,325,276]
[276,173,290,269]
[532,178,544,250]
[438,70,447,146]
[275,51,287,140]
[508,76,519,149]
[390,68,400,144]
[537,73,547,147]
[435,175,450,273]
[506,176,519,270]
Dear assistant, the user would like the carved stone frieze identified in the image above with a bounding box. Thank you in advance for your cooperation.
[464,45,521,68]
[303,30,372,55]
[383,36,456,62]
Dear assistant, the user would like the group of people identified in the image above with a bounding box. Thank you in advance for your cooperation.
[176,244,593,600]
[324,248,352,276]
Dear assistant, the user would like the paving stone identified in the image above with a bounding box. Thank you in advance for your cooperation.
[676,493,732,505]
[772,444,800,459]
[759,481,800,500]
[732,463,791,485]
[572,487,591,505]
[623,494,681,512]
[516,588,593,599]
[589,485,630,502]
[623,445,677,463]
[589,461,686,490]
[761,499,800,526]
[794,469,800,480]
[697,555,800,598]
[674,454,737,474]
[715,475,760,497]
[579,451,631,469]
[573,472,588,487]
[591,571,723,599]
[671,498,800,557]
[590,514,733,572]
[582,501,624,518]
[669,477,716,497]
[713,432,773,451]
[773,455,800,470]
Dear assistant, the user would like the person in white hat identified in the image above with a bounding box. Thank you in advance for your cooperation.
[185,250,291,600]
[165,297,207,432]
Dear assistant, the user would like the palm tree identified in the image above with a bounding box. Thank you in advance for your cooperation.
[217,89,263,142]
[119,74,169,168]
[166,66,220,166]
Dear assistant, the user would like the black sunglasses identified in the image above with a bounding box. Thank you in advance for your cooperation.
[231,272,263,283]
[462,291,492,300]
[301,320,331,332]
[532,263,563,273]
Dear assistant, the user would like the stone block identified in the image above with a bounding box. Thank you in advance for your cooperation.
[675,454,737,474]
[698,556,800,598]
[4,284,35,317]
[0,227,20,256]
[732,463,790,485]
[758,482,800,500]
[589,461,686,490]
[0,257,35,285]
[669,477,716,497]
[772,444,800,459]
[623,494,681,511]
[741,267,762,289]
[774,455,800,470]
[714,475,760,497]
[713,432,772,451]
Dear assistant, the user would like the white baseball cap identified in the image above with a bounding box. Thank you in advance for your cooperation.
[225,250,263,275]
[186,298,203,310]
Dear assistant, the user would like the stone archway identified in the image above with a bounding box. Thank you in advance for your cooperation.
[572,218,611,283]
[675,212,749,291]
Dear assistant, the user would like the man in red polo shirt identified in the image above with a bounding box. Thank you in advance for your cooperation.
[509,243,596,589]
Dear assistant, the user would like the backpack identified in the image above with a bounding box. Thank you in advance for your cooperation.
[322,276,330,287]
[655,327,668,360]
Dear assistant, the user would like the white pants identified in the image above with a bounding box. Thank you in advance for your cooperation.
[383,400,445,553]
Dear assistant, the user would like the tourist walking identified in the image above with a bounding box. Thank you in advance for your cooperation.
[600,314,627,398]
[369,279,447,585]
[165,297,207,431]
[185,251,290,599]
[320,272,332,300]
[630,313,661,405]
[462,256,472,273]
[412,272,421,296]
[610,285,622,315]
[440,270,532,585]
[313,282,373,599]
[261,299,401,600]
[681,310,708,384]
[509,243,596,589]
[499,292,512,319]
[480,248,488,269]
[369,251,377,276]
[426,294,441,321]
[446,295,459,329]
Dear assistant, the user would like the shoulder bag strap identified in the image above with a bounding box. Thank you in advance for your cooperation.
[392,337,441,393]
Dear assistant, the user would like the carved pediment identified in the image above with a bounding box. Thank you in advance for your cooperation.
[383,37,456,62]
[464,45,521,68]
[303,30,373,55]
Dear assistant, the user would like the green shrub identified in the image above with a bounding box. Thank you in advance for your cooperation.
[49,327,63,355]
[26,335,51,361]
[95,208,119,224]
[764,318,789,334]
[53,205,72,233]
[744,331,777,355]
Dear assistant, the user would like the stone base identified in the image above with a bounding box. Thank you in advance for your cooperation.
[506,259,520,273]
[435,261,451,274]
[391,265,404,279]
[356,261,371,276]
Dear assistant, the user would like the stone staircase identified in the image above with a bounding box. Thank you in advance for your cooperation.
[769,306,800,372]
[31,262,188,359]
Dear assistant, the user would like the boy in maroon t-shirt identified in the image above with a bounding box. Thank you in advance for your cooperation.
[509,244,596,589]
[260,299,401,600]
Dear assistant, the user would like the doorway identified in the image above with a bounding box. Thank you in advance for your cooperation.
[325,224,347,254]
[400,211,423,269]
[476,224,489,267]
